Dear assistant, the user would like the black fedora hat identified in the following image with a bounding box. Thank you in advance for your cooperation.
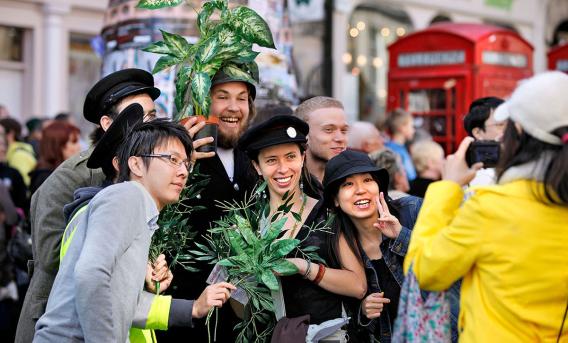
[211,68,257,100]
[323,150,389,205]
[87,103,145,173]
[238,115,308,159]
[83,68,160,124]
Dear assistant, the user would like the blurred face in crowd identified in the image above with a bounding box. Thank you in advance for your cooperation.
[474,110,506,141]
[399,117,416,141]
[336,173,380,221]
[100,93,157,131]
[364,127,384,154]
[252,143,304,200]
[210,82,250,148]
[306,107,348,162]
[131,137,189,210]
[62,133,82,160]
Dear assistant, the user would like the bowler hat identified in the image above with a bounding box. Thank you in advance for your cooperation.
[238,115,308,159]
[211,69,257,100]
[87,103,144,173]
[323,150,389,205]
[83,68,160,124]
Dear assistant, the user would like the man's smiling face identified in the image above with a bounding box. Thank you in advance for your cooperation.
[209,81,250,148]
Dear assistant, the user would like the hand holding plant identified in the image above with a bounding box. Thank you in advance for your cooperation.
[193,282,237,318]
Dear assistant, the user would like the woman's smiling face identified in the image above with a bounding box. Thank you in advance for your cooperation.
[253,143,304,199]
[335,172,380,220]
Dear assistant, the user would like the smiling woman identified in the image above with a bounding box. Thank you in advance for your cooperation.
[322,150,428,342]
[238,115,367,342]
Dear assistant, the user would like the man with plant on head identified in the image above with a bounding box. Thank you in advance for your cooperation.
[162,69,259,342]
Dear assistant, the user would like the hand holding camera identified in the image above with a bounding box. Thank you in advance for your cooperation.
[442,137,484,186]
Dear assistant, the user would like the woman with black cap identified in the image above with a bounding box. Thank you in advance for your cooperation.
[238,115,367,342]
[322,149,423,342]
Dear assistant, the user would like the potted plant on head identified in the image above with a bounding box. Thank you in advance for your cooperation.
[138,0,275,152]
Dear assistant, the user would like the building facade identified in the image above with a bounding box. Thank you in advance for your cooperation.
[0,0,105,128]
[291,0,568,123]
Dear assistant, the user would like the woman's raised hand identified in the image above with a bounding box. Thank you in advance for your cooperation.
[373,192,402,239]
[362,292,390,319]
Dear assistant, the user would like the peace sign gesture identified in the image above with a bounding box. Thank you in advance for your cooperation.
[373,192,402,239]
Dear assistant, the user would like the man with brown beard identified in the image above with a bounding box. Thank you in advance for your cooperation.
[159,71,258,342]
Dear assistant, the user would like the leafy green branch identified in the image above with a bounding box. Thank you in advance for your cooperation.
[189,183,332,342]
[149,165,210,293]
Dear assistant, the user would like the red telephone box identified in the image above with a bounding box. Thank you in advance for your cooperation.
[548,42,568,73]
[387,23,533,153]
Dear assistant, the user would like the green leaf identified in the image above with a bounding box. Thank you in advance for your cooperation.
[231,50,260,64]
[161,30,190,59]
[175,66,192,113]
[218,258,235,267]
[271,260,298,276]
[136,0,183,10]
[269,239,299,259]
[201,58,223,78]
[152,55,180,74]
[191,71,212,116]
[230,6,275,49]
[143,41,171,55]
[245,61,260,83]
[262,217,286,242]
[291,212,302,222]
[222,64,255,84]
[196,36,220,64]
[260,269,279,291]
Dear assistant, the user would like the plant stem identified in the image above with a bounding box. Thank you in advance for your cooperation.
[155,281,160,295]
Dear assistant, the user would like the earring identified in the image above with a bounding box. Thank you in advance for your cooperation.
[300,180,304,192]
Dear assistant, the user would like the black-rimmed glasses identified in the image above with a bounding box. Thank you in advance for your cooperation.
[139,154,191,171]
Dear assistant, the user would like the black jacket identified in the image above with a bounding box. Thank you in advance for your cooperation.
[160,149,257,342]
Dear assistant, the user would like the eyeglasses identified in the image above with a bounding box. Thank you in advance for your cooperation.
[139,154,191,171]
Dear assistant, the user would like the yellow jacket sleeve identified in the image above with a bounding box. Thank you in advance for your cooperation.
[404,181,486,291]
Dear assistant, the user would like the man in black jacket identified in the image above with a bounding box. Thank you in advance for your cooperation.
[160,71,258,342]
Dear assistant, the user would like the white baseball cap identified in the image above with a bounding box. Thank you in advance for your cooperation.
[494,71,568,146]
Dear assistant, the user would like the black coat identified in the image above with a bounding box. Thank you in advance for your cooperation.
[159,149,257,342]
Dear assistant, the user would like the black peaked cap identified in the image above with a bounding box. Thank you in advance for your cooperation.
[83,68,160,124]
[238,115,309,159]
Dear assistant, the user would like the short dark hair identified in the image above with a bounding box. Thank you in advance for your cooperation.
[0,118,23,141]
[496,121,568,206]
[463,97,504,137]
[89,102,122,144]
[116,119,193,182]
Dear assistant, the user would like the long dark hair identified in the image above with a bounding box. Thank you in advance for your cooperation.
[496,120,568,206]
[327,174,400,268]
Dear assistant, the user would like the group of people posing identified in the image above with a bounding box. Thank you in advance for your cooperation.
[10,67,568,343]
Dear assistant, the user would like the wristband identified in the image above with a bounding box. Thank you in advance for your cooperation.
[313,264,326,285]
[302,260,312,279]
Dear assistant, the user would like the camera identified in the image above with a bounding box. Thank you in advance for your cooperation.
[466,140,500,168]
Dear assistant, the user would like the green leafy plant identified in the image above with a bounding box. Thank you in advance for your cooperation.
[190,182,333,342]
[149,165,210,293]
[137,0,275,119]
